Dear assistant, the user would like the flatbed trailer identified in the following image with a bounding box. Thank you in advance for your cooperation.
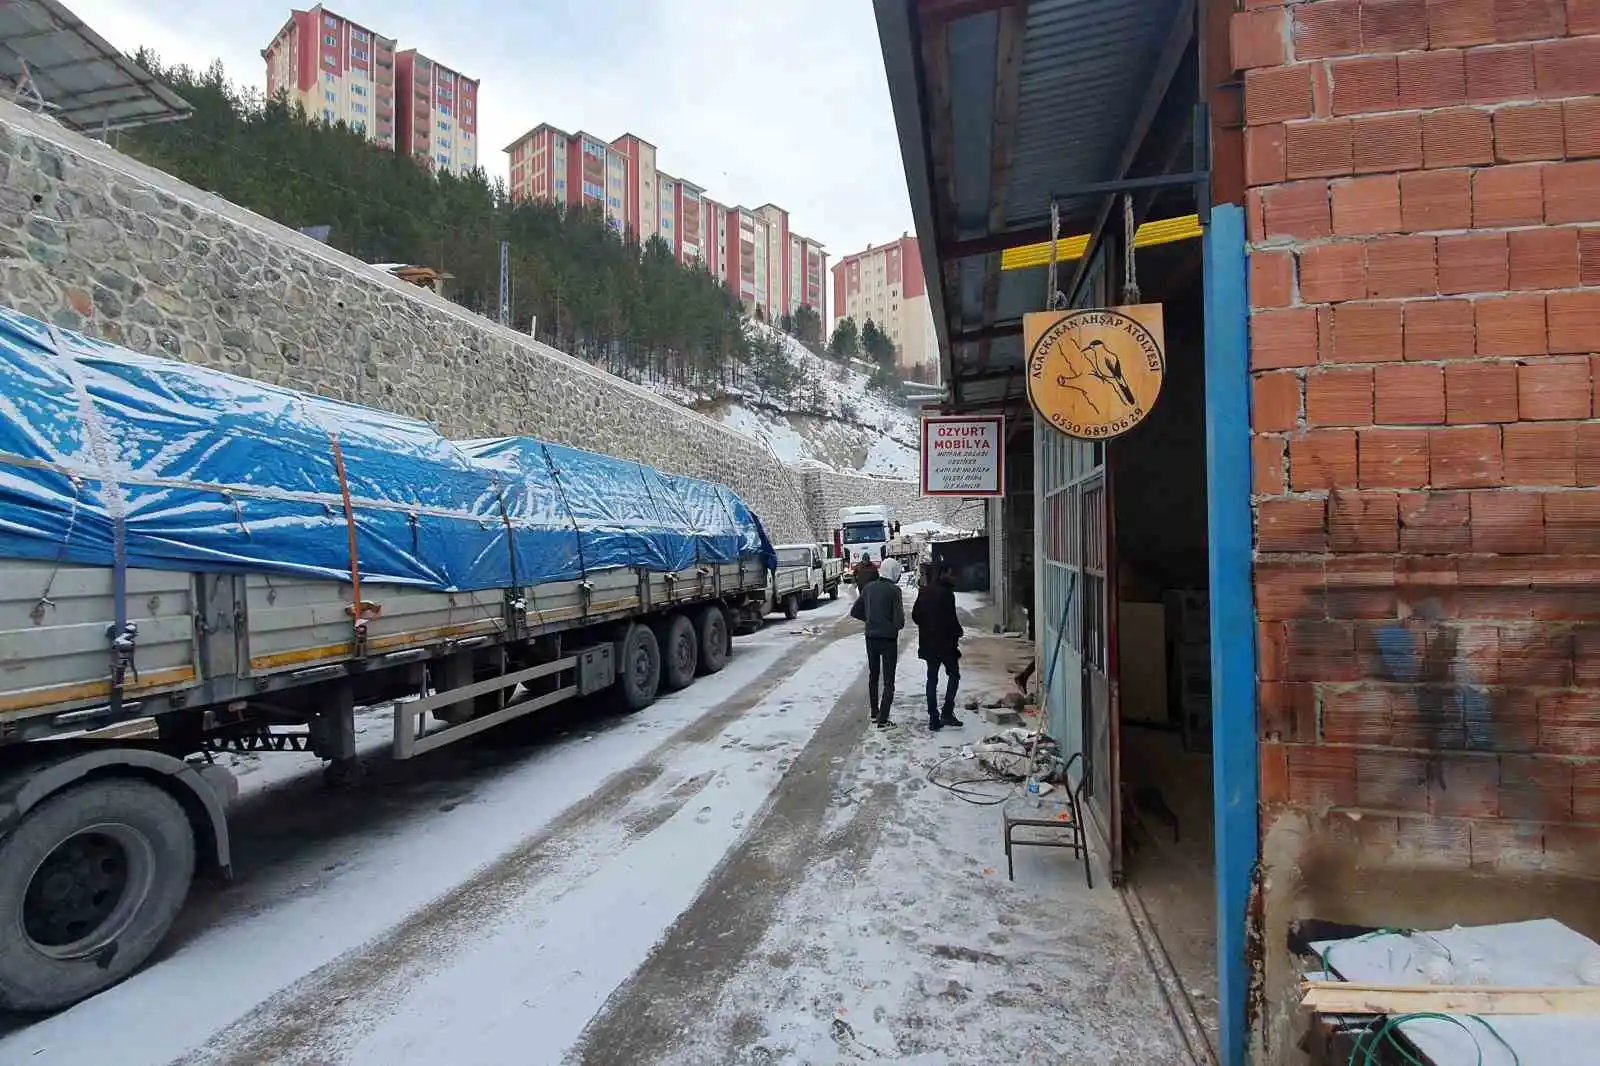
[0,307,777,1012]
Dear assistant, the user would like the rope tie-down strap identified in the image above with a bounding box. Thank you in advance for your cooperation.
[51,325,138,712]
[327,433,377,655]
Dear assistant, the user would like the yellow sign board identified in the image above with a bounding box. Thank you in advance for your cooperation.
[1024,304,1167,440]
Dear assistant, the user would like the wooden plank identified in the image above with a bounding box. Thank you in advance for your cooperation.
[1301,981,1600,1017]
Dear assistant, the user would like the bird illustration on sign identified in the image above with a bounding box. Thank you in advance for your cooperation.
[1023,305,1167,440]
[1054,335,1139,414]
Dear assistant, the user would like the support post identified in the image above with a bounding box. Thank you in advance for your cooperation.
[309,680,363,786]
[1203,202,1257,1066]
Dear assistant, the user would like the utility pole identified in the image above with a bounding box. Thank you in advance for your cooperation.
[498,240,510,328]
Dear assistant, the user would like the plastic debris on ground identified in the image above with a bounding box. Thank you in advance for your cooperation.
[1306,918,1600,1065]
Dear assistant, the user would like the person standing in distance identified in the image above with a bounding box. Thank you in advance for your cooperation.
[850,559,905,726]
[912,562,964,731]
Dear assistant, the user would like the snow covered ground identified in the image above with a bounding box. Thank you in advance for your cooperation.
[0,599,1183,1066]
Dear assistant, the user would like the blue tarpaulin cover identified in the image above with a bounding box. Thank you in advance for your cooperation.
[0,305,776,592]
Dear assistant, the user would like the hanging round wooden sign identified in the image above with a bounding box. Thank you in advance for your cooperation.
[1023,304,1166,440]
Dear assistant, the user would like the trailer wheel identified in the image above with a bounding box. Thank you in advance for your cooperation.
[658,613,698,693]
[696,605,730,676]
[0,778,196,1012]
[782,594,800,621]
[617,623,661,712]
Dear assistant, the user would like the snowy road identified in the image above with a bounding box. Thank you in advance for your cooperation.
[0,596,1186,1066]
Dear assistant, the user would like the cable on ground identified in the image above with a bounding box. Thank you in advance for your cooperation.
[924,752,1017,806]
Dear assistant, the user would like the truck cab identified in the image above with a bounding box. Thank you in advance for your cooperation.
[838,505,893,573]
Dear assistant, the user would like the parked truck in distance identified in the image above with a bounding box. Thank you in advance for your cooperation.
[0,307,780,1013]
[745,544,844,625]
[838,505,920,578]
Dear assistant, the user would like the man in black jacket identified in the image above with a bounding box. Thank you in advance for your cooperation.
[912,563,964,731]
[850,560,905,726]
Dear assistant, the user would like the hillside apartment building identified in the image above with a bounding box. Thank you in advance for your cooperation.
[263,5,479,178]
[831,235,939,376]
[505,124,827,321]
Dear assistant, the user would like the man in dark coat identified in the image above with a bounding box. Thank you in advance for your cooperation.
[912,563,964,731]
[850,560,905,726]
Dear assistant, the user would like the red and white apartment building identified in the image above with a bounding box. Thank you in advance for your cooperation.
[395,50,478,178]
[506,124,826,319]
[831,234,938,376]
[264,6,478,178]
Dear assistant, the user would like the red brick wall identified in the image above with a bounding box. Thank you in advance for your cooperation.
[1236,0,1600,884]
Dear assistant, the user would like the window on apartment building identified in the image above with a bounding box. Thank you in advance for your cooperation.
[439,137,450,148]
[352,28,367,42]
[351,83,364,95]
[324,13,337,26]
[354,103,367,114]
[325,34,337,46]
[352,120,366,133]
[438,153,450,166]
[323,108,334,123]
[325,90,337,102]
[439,104,451,117]
[324,71,335,83]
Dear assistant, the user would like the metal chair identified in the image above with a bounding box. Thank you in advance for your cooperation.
[1001,750,1092,888]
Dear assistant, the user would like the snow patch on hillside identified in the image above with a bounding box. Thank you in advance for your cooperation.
[640,321,922,478]
[719,323,919,476]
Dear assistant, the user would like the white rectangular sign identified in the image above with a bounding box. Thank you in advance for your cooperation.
[920,415,1004,497]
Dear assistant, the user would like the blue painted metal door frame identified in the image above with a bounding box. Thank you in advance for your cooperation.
[1203,203,1257,1066]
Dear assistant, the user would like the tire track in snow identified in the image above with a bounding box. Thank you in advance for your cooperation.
[564,628,917,1066]
[174,615,858,1066]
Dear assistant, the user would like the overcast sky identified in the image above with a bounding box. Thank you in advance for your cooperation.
[71,0,916,265]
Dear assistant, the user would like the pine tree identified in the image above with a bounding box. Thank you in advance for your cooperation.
[827,316,860,361]
[120,53,754,394]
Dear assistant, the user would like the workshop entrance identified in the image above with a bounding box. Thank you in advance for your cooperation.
[1039,232,1218,1043]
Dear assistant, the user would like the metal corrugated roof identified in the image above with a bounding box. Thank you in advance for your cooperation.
[875,0,1198,411]
[1005,0,1185,236]
[0,0,190,134]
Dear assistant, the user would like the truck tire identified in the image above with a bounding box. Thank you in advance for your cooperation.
[696,605,730,676]
[828,584,840,601]
[0,778,196,1012]
[617,623,661,712]
[657,613,698,693]
[783,594,800,621]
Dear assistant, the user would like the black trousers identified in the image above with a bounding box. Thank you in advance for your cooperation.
[925,655,960,721]
[866,638,898,719]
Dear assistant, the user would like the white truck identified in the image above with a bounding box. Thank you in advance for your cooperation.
[758,544,844,621]
[839,505,919,577]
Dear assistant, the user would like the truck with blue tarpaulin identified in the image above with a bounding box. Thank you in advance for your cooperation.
[0,305,779,1012]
